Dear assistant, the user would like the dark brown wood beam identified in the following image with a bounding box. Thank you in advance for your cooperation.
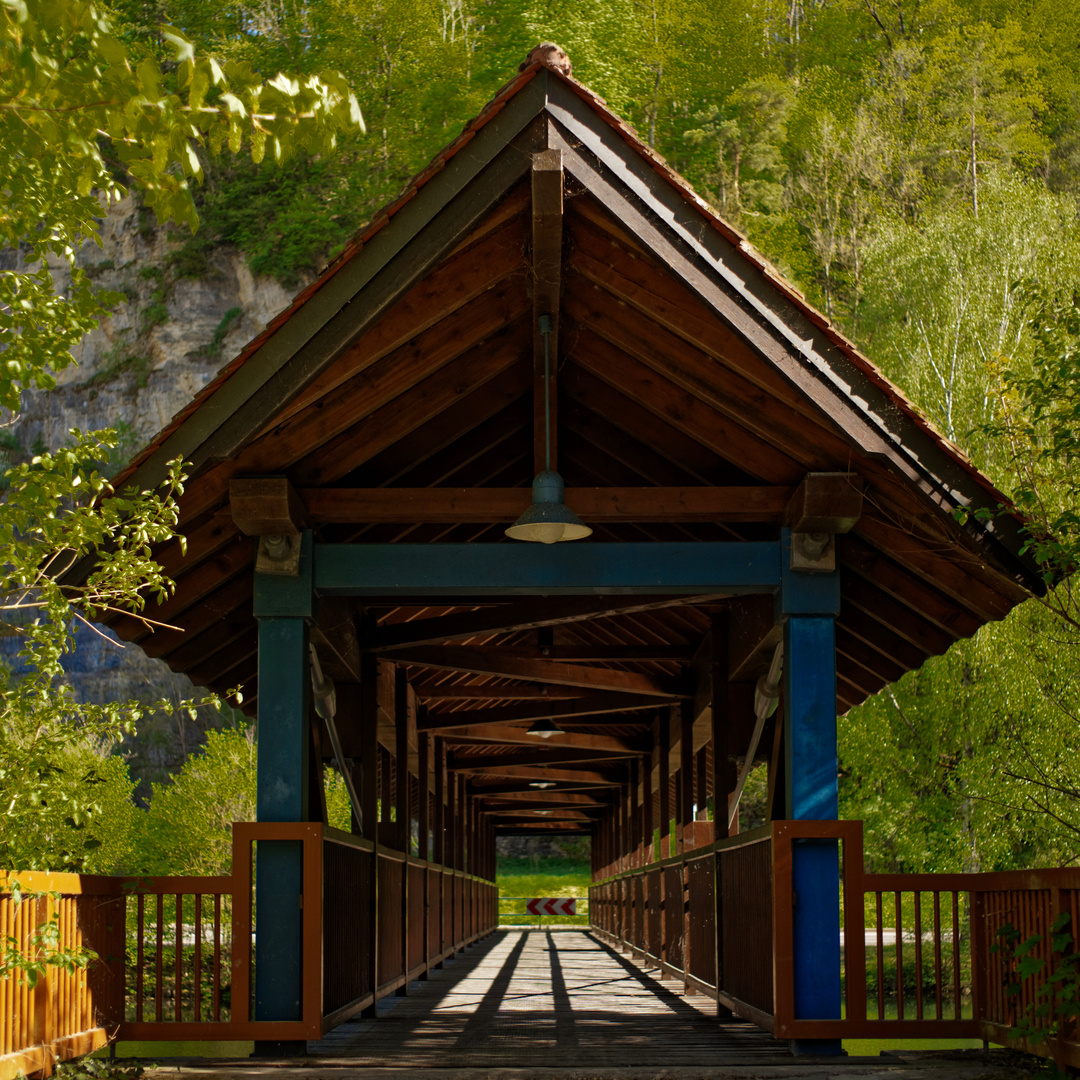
[418,693,663,733]
[367,594,725,651]
[449,747,638,771]
[413,683,585,701]
[393,645,685,698]
[463,764,625,785]
[532,146,563,474]
[483,793,605,808]
[468,781,613,798]
[296,486,791,524]
[445,723,647,755]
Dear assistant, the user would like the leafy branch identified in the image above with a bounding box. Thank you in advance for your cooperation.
[992,913,1080,1076]
[0,886,97,987]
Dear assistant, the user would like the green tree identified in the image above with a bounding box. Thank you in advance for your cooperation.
[136,725,256,876]
[928,22,1049,216]
[685,75,794,222]
[0,0,363,872]
[858,174,1080,448]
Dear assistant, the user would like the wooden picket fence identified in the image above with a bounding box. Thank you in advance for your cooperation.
[1,822,498,1079]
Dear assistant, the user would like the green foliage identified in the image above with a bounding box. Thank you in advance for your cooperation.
[134,725,256,876]
[56,1058,147,1080]
[984,280,1080,599]
[0,887,98,987]
[497,857,591,927]
[992,913,1080,1071]
[170,151,363,287]
[0,0,363,874]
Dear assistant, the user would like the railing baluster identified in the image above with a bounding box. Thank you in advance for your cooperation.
[175,893,183,1021]
[155,893,164,1022]
[214,893,222,1022]
[136,892,145,1023]
[914,891,924,1019]
[894,890,904,1020]
[933,891,943,1020]
[875,892,884,1020]
[194,894,203,1022]
[951,891,961,1020]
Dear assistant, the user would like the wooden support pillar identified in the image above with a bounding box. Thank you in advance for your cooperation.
[679,701,694,851]
[418,727,430,861]
[679,701,694,988]
[658,709,671,859]
[781,527,842,1054]
[658,708,671,964]
[358,654,380,1017]
[695,746,708,820]
[418,725,430,980]
[395,667,410,995]
[434,738,446,865]
[434,737,446,965]
[457,774,467,871]
[710,616,735,1018]
[252,531,312,1052]
[641,738,653,865]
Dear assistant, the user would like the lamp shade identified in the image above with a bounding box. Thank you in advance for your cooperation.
[526,717,562,738]
[505,470,592,544]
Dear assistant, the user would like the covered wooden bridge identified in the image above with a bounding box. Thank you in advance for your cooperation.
[6,45,1079,1079]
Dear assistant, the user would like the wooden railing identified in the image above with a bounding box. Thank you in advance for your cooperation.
[591,819,1080,1071]
[588,823,775,1028]
[1,872,124,1080]
[1,822,497,1075]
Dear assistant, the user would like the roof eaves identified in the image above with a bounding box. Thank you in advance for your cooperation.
[112,65,547,492]
[540,66,1017,522]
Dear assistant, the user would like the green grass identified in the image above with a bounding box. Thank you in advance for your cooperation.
[497,857,591,927]
[95,1041,253,1059]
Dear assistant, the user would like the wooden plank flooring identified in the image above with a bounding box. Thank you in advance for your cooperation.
[309,928,794,1067]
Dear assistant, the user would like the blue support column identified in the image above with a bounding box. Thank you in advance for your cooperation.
[252,533,313,1052]
[779,530,843,1055]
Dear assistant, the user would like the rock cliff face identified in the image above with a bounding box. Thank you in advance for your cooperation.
[12,195,297,456]
[5,195,311,793]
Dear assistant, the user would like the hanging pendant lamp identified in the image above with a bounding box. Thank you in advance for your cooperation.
[506,315,592,544]
[526,717,563,738]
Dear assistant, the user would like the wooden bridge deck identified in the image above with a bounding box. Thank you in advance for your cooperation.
[308,928,793,1068]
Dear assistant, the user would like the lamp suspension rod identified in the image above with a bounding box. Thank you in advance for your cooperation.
[539,313,553,472]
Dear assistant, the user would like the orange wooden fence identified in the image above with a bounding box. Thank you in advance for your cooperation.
[1,822,498,1077]
[1,872,124,1080]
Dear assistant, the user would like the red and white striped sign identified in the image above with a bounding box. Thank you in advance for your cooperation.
[525,897,577,916]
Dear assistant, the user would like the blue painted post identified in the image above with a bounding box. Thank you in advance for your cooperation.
[779,530,842,1055]
[252,532,314,1055]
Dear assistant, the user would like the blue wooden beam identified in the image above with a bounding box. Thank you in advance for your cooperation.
[776,529,843,1052]
[313,541,780,596]
[254,532,314,1037]
[784,613,842,1054]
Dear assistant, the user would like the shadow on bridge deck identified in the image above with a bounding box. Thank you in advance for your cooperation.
[308,928,790,1068]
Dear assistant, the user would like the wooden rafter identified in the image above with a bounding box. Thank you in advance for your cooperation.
[391,645,686,697]
[418,693,663,733]
[367,594,722,651]
[532,146,563,474]
[463,764,625,785]
[445,723,647,754]
[295,486,791,523]
[449,747,636,770]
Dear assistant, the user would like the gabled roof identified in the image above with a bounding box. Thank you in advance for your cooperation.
[105,53,1040,752]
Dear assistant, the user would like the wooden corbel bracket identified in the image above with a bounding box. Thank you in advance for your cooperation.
[230,476,309,577]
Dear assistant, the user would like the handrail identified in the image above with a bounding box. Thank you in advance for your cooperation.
[590,823,773,885]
